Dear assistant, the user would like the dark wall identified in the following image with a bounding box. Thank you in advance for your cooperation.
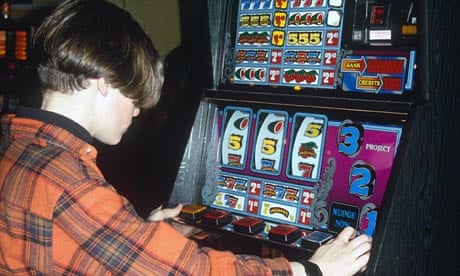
[369,0,460,275]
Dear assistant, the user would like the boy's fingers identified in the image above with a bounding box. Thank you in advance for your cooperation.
[336,226,356,242]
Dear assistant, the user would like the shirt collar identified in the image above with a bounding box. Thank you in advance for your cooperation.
[15,106,93,144]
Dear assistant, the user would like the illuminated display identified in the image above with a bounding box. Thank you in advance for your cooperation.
[0,30,5,59]
[232,0,345,89]
[211,106,402,236]
[15,31,27,61]
[224,0,419,95]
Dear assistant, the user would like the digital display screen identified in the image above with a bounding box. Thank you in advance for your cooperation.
[232,0,345,89]
[223,0,418,95]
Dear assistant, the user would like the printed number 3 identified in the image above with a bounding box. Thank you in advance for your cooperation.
[338,121,363,157]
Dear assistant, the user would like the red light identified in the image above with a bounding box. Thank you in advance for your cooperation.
[7,60,14,71]
[370,6,386,25]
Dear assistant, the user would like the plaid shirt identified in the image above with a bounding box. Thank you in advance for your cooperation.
[0,109,292,276]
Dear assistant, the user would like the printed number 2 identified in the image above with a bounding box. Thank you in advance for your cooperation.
[349,163,375,200]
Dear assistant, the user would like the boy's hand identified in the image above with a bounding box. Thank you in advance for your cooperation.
[147,204,182,221]
[308,227,372,276]
[147,204,201,238]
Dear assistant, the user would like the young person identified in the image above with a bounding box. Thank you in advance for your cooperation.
[0,0,372,275]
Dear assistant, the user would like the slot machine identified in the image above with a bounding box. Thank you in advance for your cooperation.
[0,26,30,112]
[0,2,55,113]
[170,0,429,273]
[0,11,32,113]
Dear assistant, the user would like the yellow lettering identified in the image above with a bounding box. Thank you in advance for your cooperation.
[346,62,360,69]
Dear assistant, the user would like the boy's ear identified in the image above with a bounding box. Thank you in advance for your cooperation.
[96,78,110,96]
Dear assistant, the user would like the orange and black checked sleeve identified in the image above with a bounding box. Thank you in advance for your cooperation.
[0,114,292,275]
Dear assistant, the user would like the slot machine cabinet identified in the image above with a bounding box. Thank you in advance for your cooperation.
[0,2,56,113]
[165,1,460,275]
[0,26,30,112]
